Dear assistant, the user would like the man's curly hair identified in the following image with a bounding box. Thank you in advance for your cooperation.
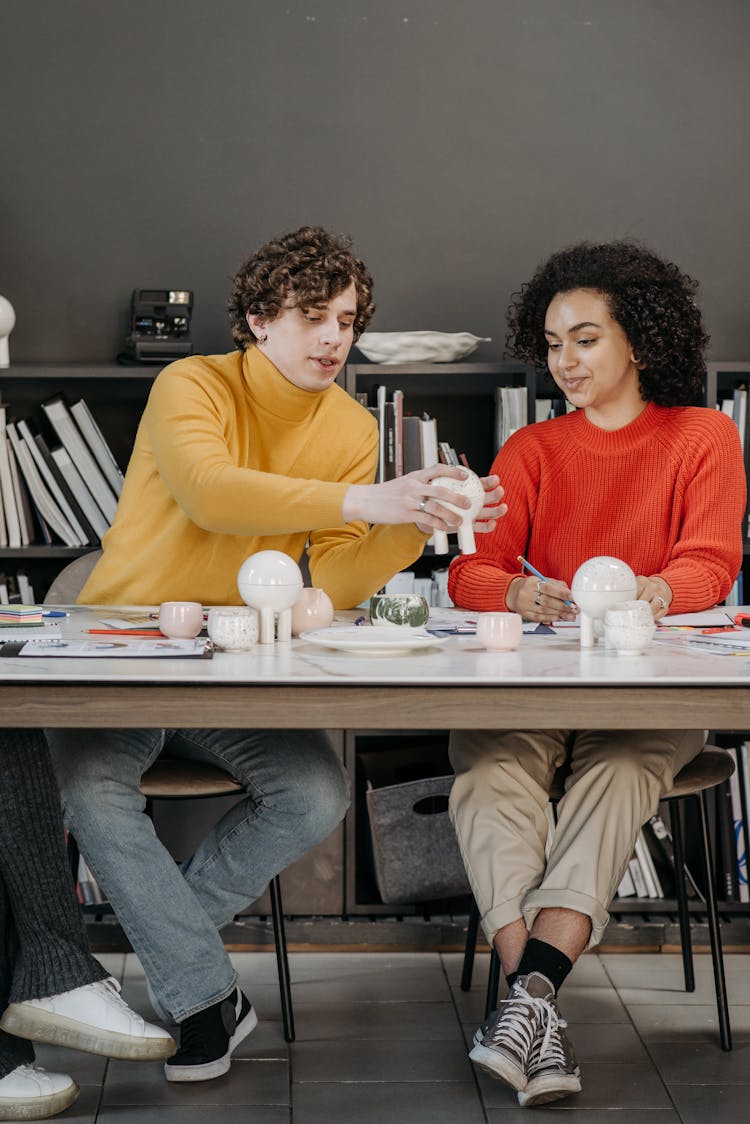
[228,225,375,349]
[506,240,708,406]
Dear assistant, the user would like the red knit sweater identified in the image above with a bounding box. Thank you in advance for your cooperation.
[448,403,746,615]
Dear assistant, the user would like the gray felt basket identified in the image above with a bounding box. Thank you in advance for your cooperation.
[365,773,471,904]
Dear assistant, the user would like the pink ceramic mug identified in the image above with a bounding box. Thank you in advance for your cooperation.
[158,601,204,639]
[476,611,523,651]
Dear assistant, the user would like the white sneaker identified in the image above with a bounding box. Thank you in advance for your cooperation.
[0,1064,78,1121]
[0,977,175,1061]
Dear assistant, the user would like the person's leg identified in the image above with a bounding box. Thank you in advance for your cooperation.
[166,727,349,929]
[523,728,706,948]
[46,727,236,1023]
[0,729,174,1063]
[0,877,35,1079]
[0,729,105,1003]
[449,727,568,967]
[513,728,705,1108]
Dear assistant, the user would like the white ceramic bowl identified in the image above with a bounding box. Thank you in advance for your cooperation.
[237,550,303,611]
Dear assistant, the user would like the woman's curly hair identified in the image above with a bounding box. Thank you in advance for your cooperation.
[506,240,708,406]
[228,225,375,349]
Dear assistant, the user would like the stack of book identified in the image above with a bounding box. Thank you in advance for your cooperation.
[357,382,528,482]
[0,395,124,552]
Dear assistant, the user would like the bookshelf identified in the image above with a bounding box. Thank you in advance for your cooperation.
[0,363,158,598]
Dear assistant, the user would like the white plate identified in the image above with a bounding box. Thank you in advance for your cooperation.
[298,626,447,654]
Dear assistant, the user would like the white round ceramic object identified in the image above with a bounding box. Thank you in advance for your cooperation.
[571,556,638,597]
[237,550,303,611]
[430,470,485,555]
[207,606,259,651]
[476,611,523,651]
[291,588,335,636]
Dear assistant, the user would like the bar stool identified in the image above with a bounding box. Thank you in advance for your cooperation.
[459,744,733,1051]
[68,757,295,1042]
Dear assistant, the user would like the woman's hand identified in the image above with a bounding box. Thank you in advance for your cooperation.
[636,575,673,621]
[342,467,507,533]
[506,575,578,623]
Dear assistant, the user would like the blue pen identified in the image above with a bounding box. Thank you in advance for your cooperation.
[517,555,576,609]
[42,610,70,618]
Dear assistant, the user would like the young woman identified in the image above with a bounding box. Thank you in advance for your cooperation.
[0,729,174,1120]
[448,240,746,1108]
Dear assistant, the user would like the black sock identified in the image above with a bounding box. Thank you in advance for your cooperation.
[514,938,573,994]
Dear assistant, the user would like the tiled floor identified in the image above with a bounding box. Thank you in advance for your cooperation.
[27,950,750,1122]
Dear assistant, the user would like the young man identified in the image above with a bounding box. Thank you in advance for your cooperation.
[47,225,503,1083]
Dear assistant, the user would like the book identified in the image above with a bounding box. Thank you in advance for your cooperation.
[40,396,118,522]
[402,415,423,474]
[727,748,749,902]
[635,831,662,898]
[5,422,79,547]
[642,816,677,899]
[33,433,98,545]
[615,865,636,898]
[70,399,124,496]
[419,415,439,469]
[732,386,747,451]
[0,404,21,548]
[18,419,91,546]
[376,384,387,483]
[16,572,33,604]
[5,435,33,545]
[392,388,404,477]
[628,852,648,898]
[716,779,739,901]
[50,445,110,541]
[0,622,62,643]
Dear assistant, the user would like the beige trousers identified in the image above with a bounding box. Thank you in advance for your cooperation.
[448,727,705,948]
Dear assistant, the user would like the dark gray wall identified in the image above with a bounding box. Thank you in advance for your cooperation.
[2,0,748,363]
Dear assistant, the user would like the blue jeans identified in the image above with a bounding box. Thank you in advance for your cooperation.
[46,726,349,1021]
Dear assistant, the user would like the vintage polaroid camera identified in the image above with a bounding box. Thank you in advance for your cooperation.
[120,289,194,364]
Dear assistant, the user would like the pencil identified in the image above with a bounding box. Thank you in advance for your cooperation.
[517,555,576,609]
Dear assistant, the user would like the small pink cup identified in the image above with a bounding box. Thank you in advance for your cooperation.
[476,611,523,651]
[291,587,335,636]
[158,601,203,639]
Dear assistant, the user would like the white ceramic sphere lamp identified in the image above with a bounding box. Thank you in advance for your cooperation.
[570,556,638,648]
[237,550,303,643]
[429,470,486,555]
[0,296,16,368]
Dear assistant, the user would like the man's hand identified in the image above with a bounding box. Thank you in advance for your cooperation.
[343,467,507,532]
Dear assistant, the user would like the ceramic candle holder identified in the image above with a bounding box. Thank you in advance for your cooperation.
[158,601,203,639]
[207,606,259,651]
[604,599,656,655]
[429,470,485,555]
[570,556,638,648]
[237,550,303,643]
[291,587,335,636]
[476,611,523,651]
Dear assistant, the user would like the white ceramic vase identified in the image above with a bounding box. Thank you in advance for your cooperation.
[571,556,638,648]
[237,551,303,643]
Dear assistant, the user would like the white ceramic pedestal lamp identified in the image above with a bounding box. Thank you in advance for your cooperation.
[429,470,486,555]
[570,556,638,648]
[237,551,303,643]
[0,296,16,368]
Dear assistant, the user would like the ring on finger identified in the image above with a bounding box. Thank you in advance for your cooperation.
[535,579,543,594]
[534,594,542,607]
[418,498,428,513]
[655,595,667,609]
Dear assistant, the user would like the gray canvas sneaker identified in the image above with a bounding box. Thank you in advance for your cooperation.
[468,971,556,1092]
[517,993,581,1106]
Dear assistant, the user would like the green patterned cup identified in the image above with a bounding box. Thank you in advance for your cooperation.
[369,594,430,628]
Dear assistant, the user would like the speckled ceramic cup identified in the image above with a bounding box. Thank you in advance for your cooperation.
[476,612,523,651]
[604,600,656,655]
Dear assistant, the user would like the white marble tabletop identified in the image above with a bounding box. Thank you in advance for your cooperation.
[1,605,750,687]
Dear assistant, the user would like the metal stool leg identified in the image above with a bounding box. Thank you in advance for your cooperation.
[461,900,481,991]
[669,799,695,992]
[696,791,732,1051]
[269,875,295,1043]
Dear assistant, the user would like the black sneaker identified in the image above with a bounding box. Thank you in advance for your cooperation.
[164,989,257,1082]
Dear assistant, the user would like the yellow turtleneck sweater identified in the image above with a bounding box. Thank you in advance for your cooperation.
[80,347,428,608]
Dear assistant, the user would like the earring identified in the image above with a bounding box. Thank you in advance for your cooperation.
[256,332,268,345]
